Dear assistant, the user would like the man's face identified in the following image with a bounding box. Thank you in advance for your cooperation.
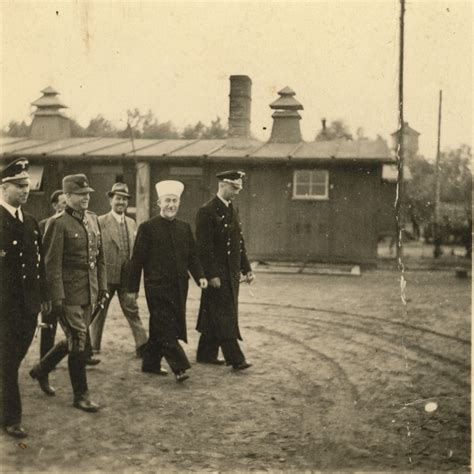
[110,194,129,214]
[53,193,67,213]
[2,180,30,207]
[158,194,180,220]
[221,182,242,201]
[67,192,90,211]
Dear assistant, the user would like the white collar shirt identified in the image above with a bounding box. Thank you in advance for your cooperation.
[111,210,125,224]
[0,199,23,222]
[217,194,230,207]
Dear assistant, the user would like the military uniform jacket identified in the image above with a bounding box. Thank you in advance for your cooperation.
[99,212,136,286]
[43,207,107,306]
[0,206,49,315]
[128,215,204,342]
[195,197,251,340]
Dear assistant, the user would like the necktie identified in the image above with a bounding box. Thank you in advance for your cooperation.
[15,209,21,222]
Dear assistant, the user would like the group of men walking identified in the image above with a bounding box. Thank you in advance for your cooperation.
[0,157,254,439]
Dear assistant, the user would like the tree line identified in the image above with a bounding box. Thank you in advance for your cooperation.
[2,109,227,140]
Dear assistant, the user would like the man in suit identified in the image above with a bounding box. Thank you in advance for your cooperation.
[0,158,51,438]
[128,180,207,382]
[34,189,67,395]
[195,170,254,370]
[29,174,108,412]
[89,182,147,357]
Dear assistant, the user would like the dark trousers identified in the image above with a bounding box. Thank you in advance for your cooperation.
[0,304,37,427]
[34,305,93,398]
[143,291,190,375]
[39,308,59,359]
[197,333,245,367]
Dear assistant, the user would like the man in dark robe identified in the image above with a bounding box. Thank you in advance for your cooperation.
[128,180,207,382]
[195,170,255,370]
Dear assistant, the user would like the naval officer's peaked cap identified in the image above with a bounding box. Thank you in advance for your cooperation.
[62,174,95,194]
[0,158,30,184]
[216,170,245,188]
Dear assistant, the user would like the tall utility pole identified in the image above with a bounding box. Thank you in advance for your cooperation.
[395,0,406,265]
[433,90,443,257]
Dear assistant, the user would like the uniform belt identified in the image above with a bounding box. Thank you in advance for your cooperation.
[63,261,96,270]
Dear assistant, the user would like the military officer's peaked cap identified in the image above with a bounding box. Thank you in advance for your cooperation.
[62,174,94,194]
[216,169,245,189]
[1,158,30,184]
[155,180,184,198]
[107,182,131,198]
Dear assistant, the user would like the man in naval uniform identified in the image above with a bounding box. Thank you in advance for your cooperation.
[195,170,255,370]
[29,174,108,412]
[128,180,207,382]
[0,158,51,438]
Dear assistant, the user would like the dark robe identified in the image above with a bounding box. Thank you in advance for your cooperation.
[128,215,203,343]
[195,197,251,341]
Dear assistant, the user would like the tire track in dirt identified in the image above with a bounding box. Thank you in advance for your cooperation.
[238,300,470,345]
[248,314,471,388]
[246,325,364,469]
[239,304,470,372]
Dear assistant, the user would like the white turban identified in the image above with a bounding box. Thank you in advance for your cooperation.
[155,180,184,198]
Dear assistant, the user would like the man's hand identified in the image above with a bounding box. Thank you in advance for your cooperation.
[245,272,255,284]
[199,278,208,289]
[41,300,52,315]
[208,277,221,289]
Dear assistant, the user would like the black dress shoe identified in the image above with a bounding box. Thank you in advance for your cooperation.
[232,362,252,371]
[85,357,101,366]
[196,358,226,366]
[29,368,56,396]
[142,366,168,376]
[4,423,28,438]
[175,371,189,383]
[73,397,101,413]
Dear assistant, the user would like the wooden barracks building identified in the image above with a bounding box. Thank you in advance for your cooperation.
[0,76,396,265]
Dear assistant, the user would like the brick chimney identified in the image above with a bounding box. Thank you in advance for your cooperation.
[269,86,303,143]
[228,75,252,138]
[30,86,71,140]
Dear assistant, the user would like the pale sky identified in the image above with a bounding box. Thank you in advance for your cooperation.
[0,1,472,159]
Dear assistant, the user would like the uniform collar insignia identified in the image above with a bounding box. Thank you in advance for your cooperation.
[65,206,84,221]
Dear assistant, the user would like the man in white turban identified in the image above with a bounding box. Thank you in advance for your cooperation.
[128,180,207,382]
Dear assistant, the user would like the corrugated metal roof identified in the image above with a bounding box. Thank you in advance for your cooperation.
[0,136,394,163]
[16,138,101,155]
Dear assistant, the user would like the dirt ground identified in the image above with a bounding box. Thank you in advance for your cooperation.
[1,266,471,472]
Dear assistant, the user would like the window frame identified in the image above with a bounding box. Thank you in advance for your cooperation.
[292,169,329,200]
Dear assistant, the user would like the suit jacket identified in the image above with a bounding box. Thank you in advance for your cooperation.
[43,207,107,306]
[195,197,251,340]
[0,206,49,315]
[128,215,204,342]
[99,212,136,286]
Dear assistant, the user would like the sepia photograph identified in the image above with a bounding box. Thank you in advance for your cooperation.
[0,0,471,472]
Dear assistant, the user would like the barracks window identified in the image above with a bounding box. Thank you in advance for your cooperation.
[292,170,329,200]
